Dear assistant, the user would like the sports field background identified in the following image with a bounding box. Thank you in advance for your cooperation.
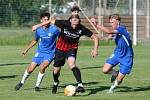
[0,34,150,99]
[0,0,150,99]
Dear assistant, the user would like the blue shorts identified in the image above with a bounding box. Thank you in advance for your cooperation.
[106,53,133,74]
[32,52,54,65]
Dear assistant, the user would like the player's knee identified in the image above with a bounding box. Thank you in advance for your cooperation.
[40,63,49,72]
[27,69,33,74]
[67,57,76,69]
[42,62,49,68]
[102,68,109,74]
[103,63,112,74]
[67,61,76,69]
[41,65,47,70]
[69,64,76,69]
[53,67,61,74]
[27,67,34,73]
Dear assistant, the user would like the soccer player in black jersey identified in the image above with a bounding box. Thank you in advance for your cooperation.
[32,14,99,94]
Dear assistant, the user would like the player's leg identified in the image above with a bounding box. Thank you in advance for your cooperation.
[108,72,125,93]
[15,62,37,90]
[103,63,119,82]
[103,54,119,82]
[34,60,49,91]
[67,49,85,93]
[108,56,133,93]
[35,53,54,91]
[52,67,61,94]
[52,49,65,94]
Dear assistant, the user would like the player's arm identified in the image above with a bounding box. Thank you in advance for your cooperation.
[22,30,39,56]
[90,33,99,58]
[90,18,116,34]
[32,19,56,31]
[22,39,37,56]
[82,25,99,58]
[96,25,116,34]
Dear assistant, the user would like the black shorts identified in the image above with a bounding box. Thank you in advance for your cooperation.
[53,48,77,67]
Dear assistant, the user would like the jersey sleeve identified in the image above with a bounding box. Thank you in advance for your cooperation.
[34,30,39,41]
[81,25,93,37]
[55,20,68,28]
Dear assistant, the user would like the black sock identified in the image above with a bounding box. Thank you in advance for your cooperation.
[53,72,60,82]
[72,67,82,83]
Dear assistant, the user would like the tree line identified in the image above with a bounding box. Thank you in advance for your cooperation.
[0,0,71,27]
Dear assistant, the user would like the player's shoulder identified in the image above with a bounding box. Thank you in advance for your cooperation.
[49,25,56,29]
[79,24,91,32]
[49,25,59,31]
[117,23,127,32]
[118,23,126,29]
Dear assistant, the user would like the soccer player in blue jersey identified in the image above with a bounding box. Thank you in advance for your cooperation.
[15,13,60,91]
[90,14,134,93]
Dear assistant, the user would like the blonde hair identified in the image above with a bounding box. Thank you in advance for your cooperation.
[109,14,121,21]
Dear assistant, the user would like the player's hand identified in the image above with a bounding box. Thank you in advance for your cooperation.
[21,50,28,57]
[107,34,114,40]
[32,25,39,32]
[90,18,97,26]
[91,49,98,58]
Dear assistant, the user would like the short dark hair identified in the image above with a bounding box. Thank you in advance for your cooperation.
[109,14,121,21]
[69,14,80,19]
[40,13,50,19]
[71,6,81,12]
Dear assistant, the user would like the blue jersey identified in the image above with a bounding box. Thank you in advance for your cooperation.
[34,25,60,54]
[114,24,133,57]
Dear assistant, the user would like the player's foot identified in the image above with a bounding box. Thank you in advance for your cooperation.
[107,88,114,93]
[107,89,114,93]
[15,82,23,91]
[35,86,40,92]
[52,80,59,94]
[76,86,85,93]
[111,71,119,83]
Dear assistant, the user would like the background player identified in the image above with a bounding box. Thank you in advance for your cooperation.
[90,14,134,93]
[15,13,60,91]
[32,14,99,94]
[70,6,81,16]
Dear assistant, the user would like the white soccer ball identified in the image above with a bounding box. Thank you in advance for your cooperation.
[64,85,76,96]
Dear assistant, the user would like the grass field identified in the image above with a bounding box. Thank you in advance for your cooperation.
[0,45,150,100]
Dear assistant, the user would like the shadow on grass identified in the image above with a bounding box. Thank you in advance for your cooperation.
[21,82,150,95]
[23,81,100,92]
[81,66,103,70]
[0,63,29,66]
[117,86,150,92]
[80,85,150,96]
[84,85,110,96]
[0,75,17,80]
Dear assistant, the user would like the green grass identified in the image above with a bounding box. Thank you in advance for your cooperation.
[0,45,150,100]
[0,27,33,45]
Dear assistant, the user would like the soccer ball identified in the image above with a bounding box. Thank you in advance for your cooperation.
[64,85,76,96]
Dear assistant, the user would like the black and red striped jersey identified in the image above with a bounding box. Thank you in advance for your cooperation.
[55,20,93,51]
